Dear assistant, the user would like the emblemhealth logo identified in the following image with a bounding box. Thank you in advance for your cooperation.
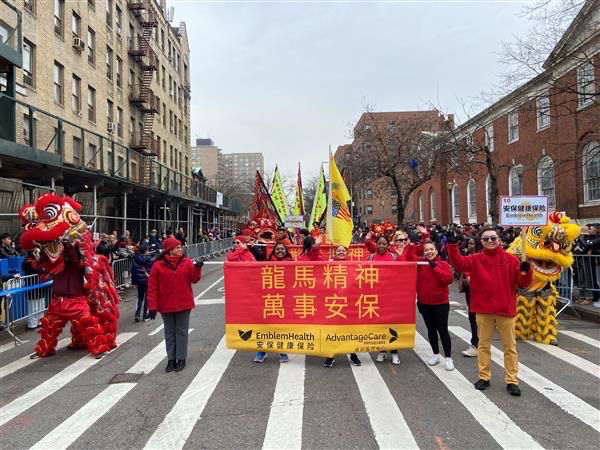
[238,329,253,341]
[389,328,398,343]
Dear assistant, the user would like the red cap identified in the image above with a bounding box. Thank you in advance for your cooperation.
[162,237,181,252]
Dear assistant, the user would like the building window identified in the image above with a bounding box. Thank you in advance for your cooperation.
[537,156,555,210]
[577,62,596,108]
[22,40,34,87]
[536,95,550,131]
[88,0,95,10]
[484,124,494,152]
[86,143,97,169]
[467,179,477,222]
[106,46,113,81]
[161,28,165,51]
[54,0,64,37]
[106,0,113,28]
[107,99,113,126]
[485,175,492,223]
[23,114,31,146]
[73,136,81,165]
[366,189,373,200]
[116,56,122,88]
[366,205,373,215]
[87,85,96,122]
[53,61,64,104]
[71,11,81,38]
[115,5,122,36]
[418,192,423,222]
[583,141,600,203]
[24,0,35,14]
[117,107,123,137]
[162,103,167,126]
[162,66,166,89]
[117,155,125,177]
[87,28,95,65]
[429,189,436,221]
[509,165,524,196]
[507,110,519,143]
[71,75,81,113]
[452,184,460,222]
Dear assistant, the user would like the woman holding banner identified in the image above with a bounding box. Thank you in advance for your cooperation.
[298,236,325,261]
[268,243,294,261]
[226,237,256,262]
[323,245,362,368]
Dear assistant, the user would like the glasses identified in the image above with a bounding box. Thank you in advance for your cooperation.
[481,236,498,242]
[394,238,409,243]
[234,241,242,245]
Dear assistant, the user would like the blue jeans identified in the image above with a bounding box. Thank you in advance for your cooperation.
[135,282,148,318]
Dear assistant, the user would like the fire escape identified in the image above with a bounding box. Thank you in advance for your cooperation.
[127,1,158,160]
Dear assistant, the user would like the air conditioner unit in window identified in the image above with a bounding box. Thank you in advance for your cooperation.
[107,122,116,133]
[72,37,85,51]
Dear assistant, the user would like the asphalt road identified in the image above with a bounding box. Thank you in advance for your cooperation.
[0,258,599,450]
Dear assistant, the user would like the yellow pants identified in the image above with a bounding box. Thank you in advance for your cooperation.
[476,314,518,385]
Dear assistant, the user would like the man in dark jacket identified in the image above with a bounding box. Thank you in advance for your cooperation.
[131,244,154,322]
[148,229,161,253]
[0,233,19,258]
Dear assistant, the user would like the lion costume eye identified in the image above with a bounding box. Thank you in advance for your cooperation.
[530,227,543,238]
[44,203,61,221]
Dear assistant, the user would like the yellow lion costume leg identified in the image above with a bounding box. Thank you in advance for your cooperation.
[533,287,558,345]
[515,291,536,340]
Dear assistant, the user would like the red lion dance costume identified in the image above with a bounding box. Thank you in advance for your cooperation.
[18,194,120,359]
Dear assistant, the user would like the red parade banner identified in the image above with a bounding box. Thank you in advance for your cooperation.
[224,261,417,357]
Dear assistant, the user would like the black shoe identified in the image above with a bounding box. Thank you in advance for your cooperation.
[165,360,176,372]
[94,352,106,360]
[134,316,140,323]
[323,357,335,368]
[175,359,186,372]
[350,354,362,366]
[474,379,490,390]
[506,383,521,396]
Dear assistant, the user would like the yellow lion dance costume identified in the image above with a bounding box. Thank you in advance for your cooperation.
[507,212,580,345]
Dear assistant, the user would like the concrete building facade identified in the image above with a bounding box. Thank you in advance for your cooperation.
[191,138,221,188]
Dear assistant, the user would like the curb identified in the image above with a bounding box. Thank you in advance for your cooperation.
[558,298,600,324]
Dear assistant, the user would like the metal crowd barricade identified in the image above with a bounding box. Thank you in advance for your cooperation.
[0,274,53,345]
[571,254,600,299]
[112,257,133,289]
[555,267,579,318]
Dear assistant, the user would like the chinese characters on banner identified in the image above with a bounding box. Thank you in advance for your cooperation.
[224,261,417,357]
[499,196,549,226]
[264,244,368,261]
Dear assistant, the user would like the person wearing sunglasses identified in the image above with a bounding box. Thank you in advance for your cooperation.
[226,236,256,262]
[447,227,532,397]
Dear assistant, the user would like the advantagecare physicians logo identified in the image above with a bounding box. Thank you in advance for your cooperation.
[389,328,398,343]
[238,329,253,341]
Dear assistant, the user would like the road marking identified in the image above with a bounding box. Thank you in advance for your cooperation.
[454,310,469,318]
[0,340,30,354]
[194,298,225,305]
[450,326,600,433]
[144,336,235,450]
[0,338,71,380]
[560,330,600,348]
[0,332,136,427]
[194,275,224,301]
[449,301,462,306]
[262,355,306,450]
[348,353,418,449]
[525,340,600,379]
[148,324,164,336]
[30,330,194,450]
[414,332,544,450]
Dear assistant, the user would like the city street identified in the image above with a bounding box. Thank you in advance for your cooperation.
[0,259,599,450]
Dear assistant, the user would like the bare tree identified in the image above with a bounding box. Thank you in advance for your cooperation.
[302,173,321,224]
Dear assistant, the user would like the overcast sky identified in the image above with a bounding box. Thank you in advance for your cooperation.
[172,0,533,181]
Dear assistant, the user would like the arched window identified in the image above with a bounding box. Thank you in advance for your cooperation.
[418,192,424,222]
[429,189,436,221]
[537,156,556,210]
[467,179,477,222]
[583,141,600,203]
[509,165,524,195]
[452,184,460,223]
[485,175,492,223]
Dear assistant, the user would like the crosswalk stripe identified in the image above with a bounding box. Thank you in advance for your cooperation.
[0,338,71,380]
[262,355,306,450]
[144,335,235,449]
[347,353,418,449]
[450,326,600,433]
[0,339,30,354]
[194,298,225,305]
[449,301,462,306]
[525,340,600,379]
[560,330,600,348]
[30,330,194,450]
[194,276,224,300]
[454,309,469,318]
[414,332,544,449]
[148,324,164,336]
[0,332,137,427]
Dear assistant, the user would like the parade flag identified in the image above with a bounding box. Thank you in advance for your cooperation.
[224,261,417,356]
[292,163,306,227]
[326,150,353,247]
[270,166,290,224]
[251,171,284,227]
[309,164,327,231]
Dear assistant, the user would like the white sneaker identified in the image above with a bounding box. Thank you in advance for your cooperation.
[428,354,441,366]
[445,357,455,371]
[376,351,386,363]
[592,301,600,308]
[461,345,478,357]
[391,353,400,365]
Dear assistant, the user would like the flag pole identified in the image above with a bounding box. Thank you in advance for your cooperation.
[327,146,333,243]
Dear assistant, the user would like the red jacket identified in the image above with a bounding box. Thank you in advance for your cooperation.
[297,247,325,261]
[147,256,202,313]
[366,252,397,261]
[226,248,256,262]
[416,258,454,305]
[447,244,532,316]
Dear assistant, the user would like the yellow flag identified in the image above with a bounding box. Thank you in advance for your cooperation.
[270,167,289,223]
[327,151,353,247]
[309,165,326,231]
[292,163,306,227]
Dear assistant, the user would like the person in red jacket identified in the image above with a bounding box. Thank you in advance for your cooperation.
[298,236,325,261]
[416,240,455,371]
[447,227,532,396]
[148,237,203,373]
[226,237,256,262]
[368,236,397,262]
[275,227,293,247]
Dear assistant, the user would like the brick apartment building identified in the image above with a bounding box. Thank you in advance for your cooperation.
[410,0,599,225]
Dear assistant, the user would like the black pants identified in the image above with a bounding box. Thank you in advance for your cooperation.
[417,303,451,357]
[161,310,191,361]
[135,283,148,319]
[465,287,479,347]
